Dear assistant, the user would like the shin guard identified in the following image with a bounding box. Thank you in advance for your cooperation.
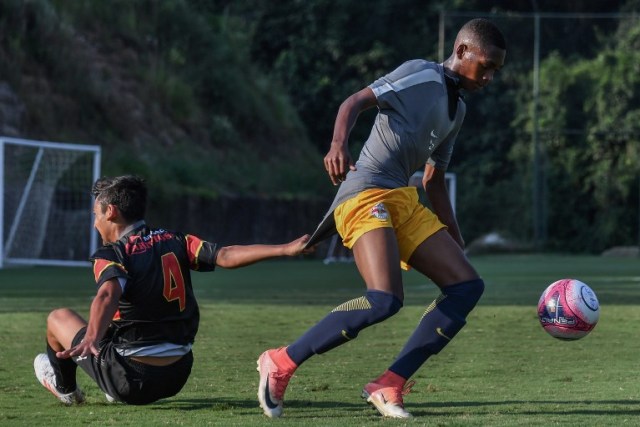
[286,290,402,365]
[389,279,485,379]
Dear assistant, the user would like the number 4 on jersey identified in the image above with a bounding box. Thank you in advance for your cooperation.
[161,252,186,311]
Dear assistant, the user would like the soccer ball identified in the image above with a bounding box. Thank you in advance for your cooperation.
[537,279,600,340]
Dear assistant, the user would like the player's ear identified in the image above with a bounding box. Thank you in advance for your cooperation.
[105,204,118,221]
[455,44,467,59]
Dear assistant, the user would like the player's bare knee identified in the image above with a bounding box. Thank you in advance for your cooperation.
[47,308,67,324]
[47,308,77,328]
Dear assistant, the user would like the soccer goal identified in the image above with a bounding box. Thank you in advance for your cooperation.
[0,137,101,268]
[323,172,456,264]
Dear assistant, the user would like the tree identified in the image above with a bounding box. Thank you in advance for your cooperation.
[510,16,640,252]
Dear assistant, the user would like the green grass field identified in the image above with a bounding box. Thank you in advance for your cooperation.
[1,254,639,426]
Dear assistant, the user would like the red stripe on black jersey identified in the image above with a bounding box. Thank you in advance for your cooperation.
[185,235,218,271]
[185,235,204,269]
[93,259,126,283]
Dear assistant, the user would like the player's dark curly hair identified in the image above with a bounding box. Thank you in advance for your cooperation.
[461,18,506,50]
[92,175,147,222]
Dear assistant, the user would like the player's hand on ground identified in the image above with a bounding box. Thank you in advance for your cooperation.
[56,339,100,359]
[324,143,356,185]
[286,234,314,256]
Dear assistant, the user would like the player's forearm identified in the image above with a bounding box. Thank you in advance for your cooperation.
[84,281,121,343]
[331,102,359,146]
[216,245,288,269]
[426,187,465,249]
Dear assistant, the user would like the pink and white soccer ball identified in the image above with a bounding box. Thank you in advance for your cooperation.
[537,279,600,340]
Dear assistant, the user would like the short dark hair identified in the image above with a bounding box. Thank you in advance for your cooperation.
[461,18,506,50]
[92,175,147,222]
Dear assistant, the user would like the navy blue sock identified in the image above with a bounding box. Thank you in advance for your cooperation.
[287,290,402,366]
[46,342,78,393]
[389,279,484,379]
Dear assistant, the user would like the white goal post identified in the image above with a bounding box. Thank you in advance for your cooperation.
[1,137,101,268]
[324,172,456,264]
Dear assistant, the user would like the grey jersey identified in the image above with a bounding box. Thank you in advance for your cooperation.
[307,60,466,246]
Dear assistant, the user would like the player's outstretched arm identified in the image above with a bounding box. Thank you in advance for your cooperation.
[215,234,313,269]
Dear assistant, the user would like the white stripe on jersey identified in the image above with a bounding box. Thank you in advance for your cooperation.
[371,68,441,98]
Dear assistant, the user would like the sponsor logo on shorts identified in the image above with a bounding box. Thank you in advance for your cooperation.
[371,203,389,220]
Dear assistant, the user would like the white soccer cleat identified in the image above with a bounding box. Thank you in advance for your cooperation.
[105,393,117,403]
[34,353,85,405]
[361,380,415,418]
[256,348,294,418]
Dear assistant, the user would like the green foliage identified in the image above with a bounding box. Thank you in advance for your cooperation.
[1,1,639,251]
[496,10,640,253]
[511,23,640,252]
[247,0,441,149]
[454,75,531,243]
[1,0,329,200]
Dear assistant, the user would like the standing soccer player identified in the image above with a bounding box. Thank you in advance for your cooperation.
[257,18,506,418]
[34,175,311,405]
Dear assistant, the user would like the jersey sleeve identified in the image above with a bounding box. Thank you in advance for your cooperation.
[185,234,218,271]
[369,60,443,116]
[90,245,129,288]
[427,100,466,170]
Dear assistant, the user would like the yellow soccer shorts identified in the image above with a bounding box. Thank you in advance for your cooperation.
[334,187,446,269]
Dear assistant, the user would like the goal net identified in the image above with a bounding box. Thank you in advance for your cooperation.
[324,172,456,264]
[1,137,101,268]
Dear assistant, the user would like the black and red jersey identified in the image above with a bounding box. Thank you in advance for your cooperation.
[90,224,218,350]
